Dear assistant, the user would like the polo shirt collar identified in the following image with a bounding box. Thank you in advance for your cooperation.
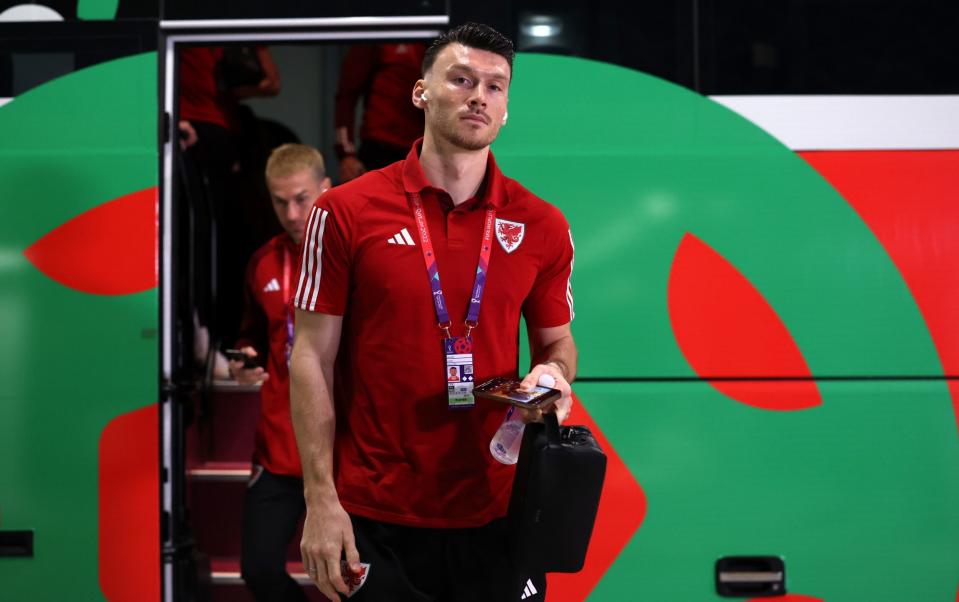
[401,138,509,209]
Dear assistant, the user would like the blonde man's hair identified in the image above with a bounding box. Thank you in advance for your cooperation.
[265,143,326,181]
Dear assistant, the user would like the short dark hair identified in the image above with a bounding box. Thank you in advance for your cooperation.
[421,22,515,77]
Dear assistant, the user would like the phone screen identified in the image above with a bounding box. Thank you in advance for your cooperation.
[473,378,560,408]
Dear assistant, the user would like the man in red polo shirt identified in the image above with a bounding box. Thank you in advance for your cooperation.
[229,144,330,602]
[291,23,577,602]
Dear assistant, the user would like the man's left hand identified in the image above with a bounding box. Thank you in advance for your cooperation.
[517,362,572,424]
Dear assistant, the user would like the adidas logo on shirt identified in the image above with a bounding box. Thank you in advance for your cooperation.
[387,227,416,246]
[263,278,281,293]
[520,578,538,599]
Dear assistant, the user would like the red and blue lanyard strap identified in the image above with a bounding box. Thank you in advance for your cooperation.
[408,192,495,408]
[408,192,495,337]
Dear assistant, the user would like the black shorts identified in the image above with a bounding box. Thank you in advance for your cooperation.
[346,514,546,602]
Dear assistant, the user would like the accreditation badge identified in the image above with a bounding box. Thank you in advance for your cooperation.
[443,336,475,409]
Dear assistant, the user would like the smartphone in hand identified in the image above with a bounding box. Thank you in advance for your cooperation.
[473,377,561,409]
[224,348,258,369]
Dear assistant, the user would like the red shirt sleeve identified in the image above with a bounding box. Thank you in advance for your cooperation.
[523,212,575,328]
[292,200,352,315]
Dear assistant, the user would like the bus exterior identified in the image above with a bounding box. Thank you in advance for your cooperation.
[0,3,956,601]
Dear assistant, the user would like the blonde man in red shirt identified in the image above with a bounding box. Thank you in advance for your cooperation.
[230,144,330,602]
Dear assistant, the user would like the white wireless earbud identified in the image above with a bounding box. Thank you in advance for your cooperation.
[421,92,430,102]
[502,111,508,124]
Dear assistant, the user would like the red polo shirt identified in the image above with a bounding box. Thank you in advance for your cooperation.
[293,140,575,528]
[236,233,302,477]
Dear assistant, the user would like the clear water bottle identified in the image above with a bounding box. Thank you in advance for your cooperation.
[490,373,556,465]
[490,405,525,464]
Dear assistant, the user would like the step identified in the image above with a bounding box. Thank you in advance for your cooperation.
[210,379,261,394]
[208,557,329,602]
[187,479,246,558]
[187,472,306,560]
[187,386,260,463]
[212,583,327,602]
[210,557,312,585]
[188,461,252,482]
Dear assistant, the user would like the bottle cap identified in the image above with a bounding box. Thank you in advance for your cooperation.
[538,373,556,388]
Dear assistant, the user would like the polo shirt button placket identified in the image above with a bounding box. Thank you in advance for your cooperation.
[448,209,466,247]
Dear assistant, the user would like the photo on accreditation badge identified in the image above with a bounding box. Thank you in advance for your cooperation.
[473,377,561,408]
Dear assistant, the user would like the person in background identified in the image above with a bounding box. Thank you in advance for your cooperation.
[334,43,426,182]
[229,144,330,602]
[179,45,281,345]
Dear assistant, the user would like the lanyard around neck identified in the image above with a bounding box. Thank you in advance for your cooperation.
[282,243,294,347]
[407,192,495,338]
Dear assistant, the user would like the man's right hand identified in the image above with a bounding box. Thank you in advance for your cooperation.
[301,495,362,601]
[338,155,366,183]
[227,346,269,385]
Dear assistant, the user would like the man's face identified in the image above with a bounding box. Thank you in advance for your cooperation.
[266,169,330,244]
[421,43,511,151]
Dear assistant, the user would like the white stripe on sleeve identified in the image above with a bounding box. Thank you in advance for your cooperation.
[307,209,330,311]
[293,207,321,307]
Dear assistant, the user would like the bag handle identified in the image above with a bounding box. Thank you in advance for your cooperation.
[545,412,562,447]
